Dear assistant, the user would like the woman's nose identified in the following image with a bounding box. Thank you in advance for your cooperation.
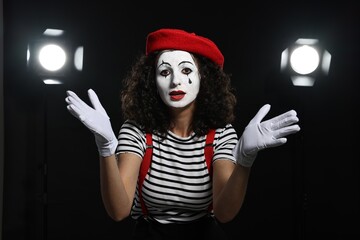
[171,72,182,86]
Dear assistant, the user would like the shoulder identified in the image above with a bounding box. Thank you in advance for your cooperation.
[117,120,147,157]
[120,120,146,136]
[215,124,238,140]
[118,120,147,146]
[212,124,238,162]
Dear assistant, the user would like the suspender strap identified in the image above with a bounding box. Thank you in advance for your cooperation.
[138,133,153,216]
[204,129,216,211]
[204,129,216,176]
[139,129,216,216]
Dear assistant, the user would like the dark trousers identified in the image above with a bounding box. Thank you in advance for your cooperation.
[131,216,229,240]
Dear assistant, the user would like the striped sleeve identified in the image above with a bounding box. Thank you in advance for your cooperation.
[115,120,146,159]
[213,124,238,163]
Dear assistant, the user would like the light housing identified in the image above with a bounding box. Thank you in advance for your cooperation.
[27,28,84,85]
[281,38,331,87]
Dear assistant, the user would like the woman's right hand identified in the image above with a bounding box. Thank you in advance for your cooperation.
[65,89,118,157]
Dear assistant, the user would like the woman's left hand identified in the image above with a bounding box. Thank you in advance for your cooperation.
[233,104,300,167]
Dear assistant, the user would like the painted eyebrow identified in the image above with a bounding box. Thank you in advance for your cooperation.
[178,60,194,66]
[157,60,170,69]
[157,60,194,69]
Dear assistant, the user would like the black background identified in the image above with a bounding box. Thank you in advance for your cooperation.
[2,0,359,239]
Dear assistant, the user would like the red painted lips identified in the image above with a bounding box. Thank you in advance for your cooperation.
[169,90,185,101]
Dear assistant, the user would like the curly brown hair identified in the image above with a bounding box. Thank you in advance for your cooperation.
[120,52,237,137]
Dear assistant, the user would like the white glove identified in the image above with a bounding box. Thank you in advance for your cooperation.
[65,89,118,157]
[233,104,300,167]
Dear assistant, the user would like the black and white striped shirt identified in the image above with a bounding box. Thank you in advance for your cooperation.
[116,120,238,224]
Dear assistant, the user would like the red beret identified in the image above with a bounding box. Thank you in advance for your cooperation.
[146,28,224,68]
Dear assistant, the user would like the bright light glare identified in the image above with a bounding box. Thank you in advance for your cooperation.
[322,50,332,75]
[43,28,65,36]
[290,45,320,75]
[38,44,67,71]
[291,76,315,87]
[26,48,30,62]
[280,48,289,71]
[295,38,319,45]
[43,79,63,85]
[74,46,84,71]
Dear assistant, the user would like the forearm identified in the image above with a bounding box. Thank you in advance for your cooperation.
[99,154,132,221]
[213,164,251,223]
[65,89,133,220]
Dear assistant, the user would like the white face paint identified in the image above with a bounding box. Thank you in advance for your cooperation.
[156,50,200,108]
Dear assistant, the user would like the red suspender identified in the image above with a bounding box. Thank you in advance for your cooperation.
[138,133,153,216]
[204,129,216,211]
[138,129,216,216]
[204,129,216,176]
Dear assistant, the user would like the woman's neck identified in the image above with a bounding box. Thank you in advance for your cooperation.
[169,102,195,137]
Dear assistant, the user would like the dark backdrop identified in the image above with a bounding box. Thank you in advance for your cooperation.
[2,1,359,239]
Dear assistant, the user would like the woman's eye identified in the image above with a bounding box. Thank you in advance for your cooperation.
[182,68,192,75]
[160,69,170,76]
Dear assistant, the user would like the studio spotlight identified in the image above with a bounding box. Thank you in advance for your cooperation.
[27,28,84,85]
[281,38,331,87]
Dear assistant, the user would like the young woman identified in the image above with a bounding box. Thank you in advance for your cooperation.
[65,28,300,239]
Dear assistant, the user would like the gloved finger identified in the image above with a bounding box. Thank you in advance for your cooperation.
[65,96,71,104]
[273,124,301,138]
[66,91,87,107]
[66,90,80,99]
[267,110,298,130]
[88,89,108,117]
[66,104,86,122]
[248,104,271,125]
[66,95,91,115]
[66,91,93,113]
[65,91,91,121]
[265,138,287,148]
